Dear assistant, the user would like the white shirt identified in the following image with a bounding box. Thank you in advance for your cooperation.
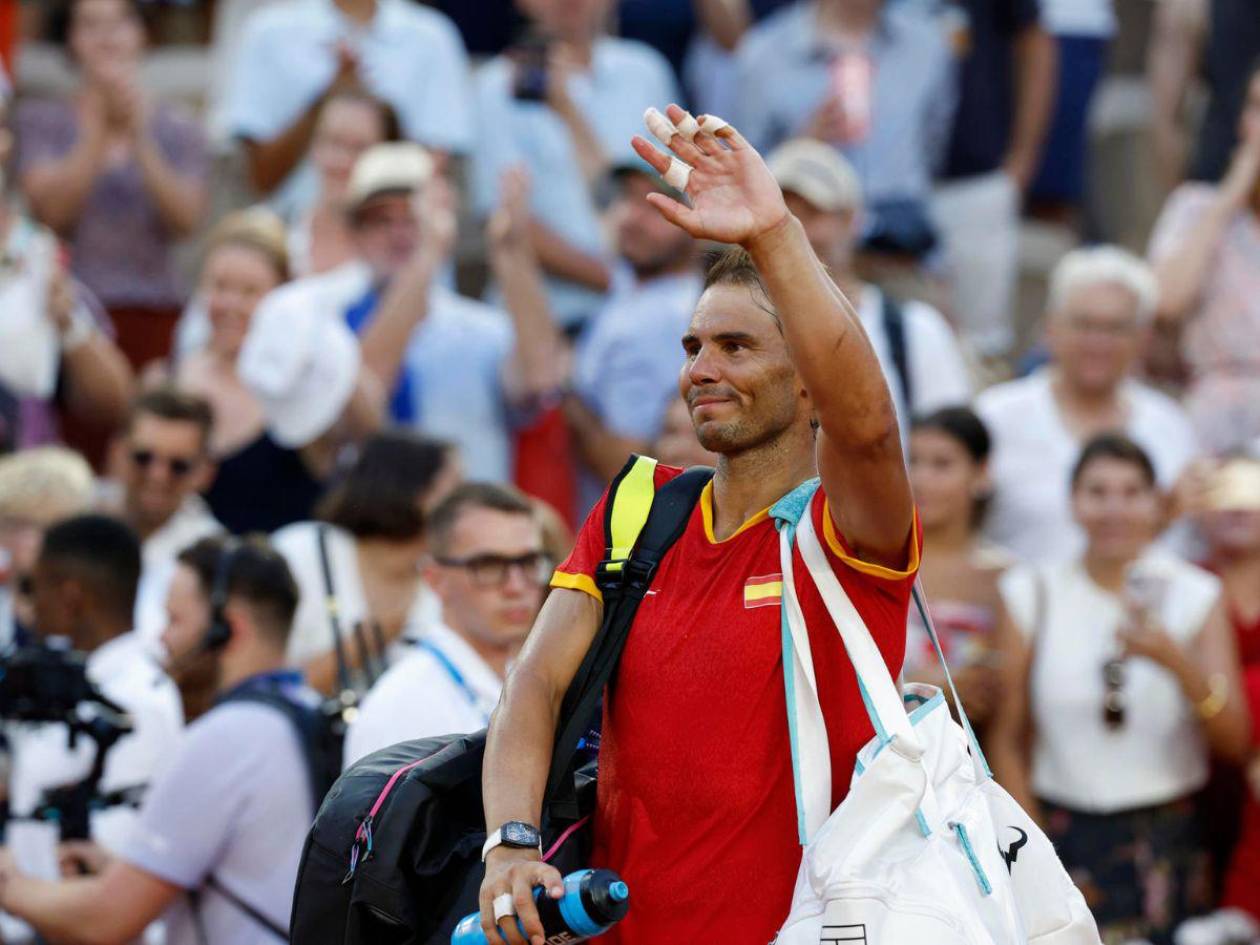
[119,699,312,945]
[272,521,440,672]
[224,0,473,211]
[976,368,1200,563]
[4,633,183,939]
[0,217,59,400]
[343,622,503,768]
[1000,550,1219,812]
[856,286,973,436]
[1037,0,1115,38]
[134,496,224,648]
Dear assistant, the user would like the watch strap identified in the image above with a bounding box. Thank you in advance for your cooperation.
[481,823,542,862]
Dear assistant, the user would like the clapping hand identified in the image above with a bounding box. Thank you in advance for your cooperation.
[488,165,532,254]
[1116,600,1182,671]
[630,104,789,247]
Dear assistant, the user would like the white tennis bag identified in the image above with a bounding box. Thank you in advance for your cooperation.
[770,482,1100,945]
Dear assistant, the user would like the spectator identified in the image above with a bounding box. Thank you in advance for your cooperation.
[1148,62,1260,455]
[225,0,472,206]
[3,516,183,943]
[904,407,1012,739]
[168,209,324,535]
[616,0,753,85]
[735,0,957,262]
[565,162,701,501]
[344,482,548,765]
[111,387,223,646]
[990,435,1249,944]
[977,246,1199,562]
[472,0,679,330]
[0,85,134,453]
[257,143,562,481]
[0,535,317,945]
[289,90,398,277]
[931,0,1056,360]
[651,395,718,469]
[1024,0,1114,220]
[1196,457,1260,923]
[767,138,972,432]
[0,447,95,647]
[17,0,209,370]
[273,431,460,695]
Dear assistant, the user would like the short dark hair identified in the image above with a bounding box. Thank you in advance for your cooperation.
[178,535,299,647]
[39,515,141,620]
[426,482,536,557]
[316,431,453,540]
[702,247,780,328]
[911,406,992,464]
[1070,433,1157,490]
[127,386,214,445]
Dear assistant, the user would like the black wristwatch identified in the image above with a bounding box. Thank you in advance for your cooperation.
[482,821,543,862]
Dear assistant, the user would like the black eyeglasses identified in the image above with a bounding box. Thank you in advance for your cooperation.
[130,449,197,478]
[1102,657,1126,729]
[435,552,552,589]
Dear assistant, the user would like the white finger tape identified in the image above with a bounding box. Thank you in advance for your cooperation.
[664,157,692,191]
[675,112,700,141]
[493,893,515,922]
[643,107,678,147]
[698,114,730,136]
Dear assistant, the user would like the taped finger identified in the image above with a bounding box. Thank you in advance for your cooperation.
[493,893,515,922]
[663,156,692,192]
[644,107,678,148]
[697,114,731,137]
[675,111,700,141]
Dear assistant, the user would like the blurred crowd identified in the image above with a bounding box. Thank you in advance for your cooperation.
[0,0,1258,943]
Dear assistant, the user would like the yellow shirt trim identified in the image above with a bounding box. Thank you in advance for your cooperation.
[744,581,784,603]
[700,481,772,544]
[821,499,921,580]
[550,570,603,603]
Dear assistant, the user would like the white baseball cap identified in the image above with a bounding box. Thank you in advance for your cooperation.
[237,281,362,449]
[346,142,434,213]
[767,138,863,214]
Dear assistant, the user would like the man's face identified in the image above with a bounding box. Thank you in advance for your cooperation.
[783,192,856,272]
[28,557,76,639]
[428,508,547,651]
[350,192,420,281]
[1047,282,1144,396]
[610,173,693,276]
[679,283,808,454]
[160,564,221,708]
[122,414,211,530]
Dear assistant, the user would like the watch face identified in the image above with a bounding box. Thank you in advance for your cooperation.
[502,822,540,847]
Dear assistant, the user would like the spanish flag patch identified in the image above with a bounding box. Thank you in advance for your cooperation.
[743,573,784,609]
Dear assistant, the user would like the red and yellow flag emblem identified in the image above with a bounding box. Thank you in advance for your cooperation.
[743,573,783,609]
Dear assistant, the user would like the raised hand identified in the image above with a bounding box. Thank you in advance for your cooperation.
[630,104,789,248]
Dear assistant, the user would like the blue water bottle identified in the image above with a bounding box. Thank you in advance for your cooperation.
[452,868,630,944]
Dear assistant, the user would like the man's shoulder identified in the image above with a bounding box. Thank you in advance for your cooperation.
[974,371,1049,421]
[360,647,454,712]
[239,0,319,40]
[1126,378,1192,426]
[595,36,675,81]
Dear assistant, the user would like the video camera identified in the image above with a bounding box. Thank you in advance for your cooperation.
[0,638,136,840]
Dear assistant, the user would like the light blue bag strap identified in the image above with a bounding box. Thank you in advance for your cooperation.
[770,478,824,844]
[910,582,992,781]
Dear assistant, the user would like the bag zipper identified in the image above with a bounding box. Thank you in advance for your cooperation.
[343,754,435,884]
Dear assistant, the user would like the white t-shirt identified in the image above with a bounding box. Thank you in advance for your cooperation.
[999,549,1220,813]
[4,633,183,940]
[135,497,225,648]
[1037,0,1115,38]
[976,368,1200,563]
[119,697,313,945]
[856,286,973,435]
[272,521,440,672]
[343,621,503,767]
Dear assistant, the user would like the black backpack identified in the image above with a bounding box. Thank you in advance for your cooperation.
[288,457,713,945]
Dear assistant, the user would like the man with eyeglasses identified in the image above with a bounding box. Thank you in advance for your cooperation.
[343,483,548,766]
[113,386,223,648]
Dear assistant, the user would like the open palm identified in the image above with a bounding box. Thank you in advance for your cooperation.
[630,104,789,247]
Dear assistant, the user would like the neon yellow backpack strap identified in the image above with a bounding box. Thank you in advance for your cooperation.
[600,454,658,577]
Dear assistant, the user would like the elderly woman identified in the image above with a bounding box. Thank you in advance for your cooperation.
[1149,60,1260,455]
[976,246,1200,562]
[166,208,323,534]
[16,0,208,369]
[990,434,1250,945]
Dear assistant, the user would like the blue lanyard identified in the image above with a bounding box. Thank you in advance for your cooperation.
[414,640,489,721]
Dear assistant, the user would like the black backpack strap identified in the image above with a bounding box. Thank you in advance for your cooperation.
[190,874,289,943]
[544,461,713,814]
[315,525,357,695]
[881,291,913,414]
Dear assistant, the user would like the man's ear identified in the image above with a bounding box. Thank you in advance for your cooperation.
[221,599,252,651]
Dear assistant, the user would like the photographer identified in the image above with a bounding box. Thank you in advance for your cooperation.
[0,535,316,945]
[3,515,182,939]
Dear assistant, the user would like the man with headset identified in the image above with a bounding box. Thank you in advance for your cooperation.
[0,535,316,945]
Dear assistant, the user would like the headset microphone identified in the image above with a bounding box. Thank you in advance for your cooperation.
[202,539,244,653]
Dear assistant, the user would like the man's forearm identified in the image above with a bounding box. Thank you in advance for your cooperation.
[241,95,326,194]
[135,135,206,236]
[2,872,111,945]
[1006,26,1056,188]
[528,219,612,292]
[358,255,437,393]
[483,667,565,832]
[492,244,566,402]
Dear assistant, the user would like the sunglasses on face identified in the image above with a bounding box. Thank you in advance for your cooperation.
[1102,657,1126,729]
[130,449,198,478]
[435,552,552,589]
